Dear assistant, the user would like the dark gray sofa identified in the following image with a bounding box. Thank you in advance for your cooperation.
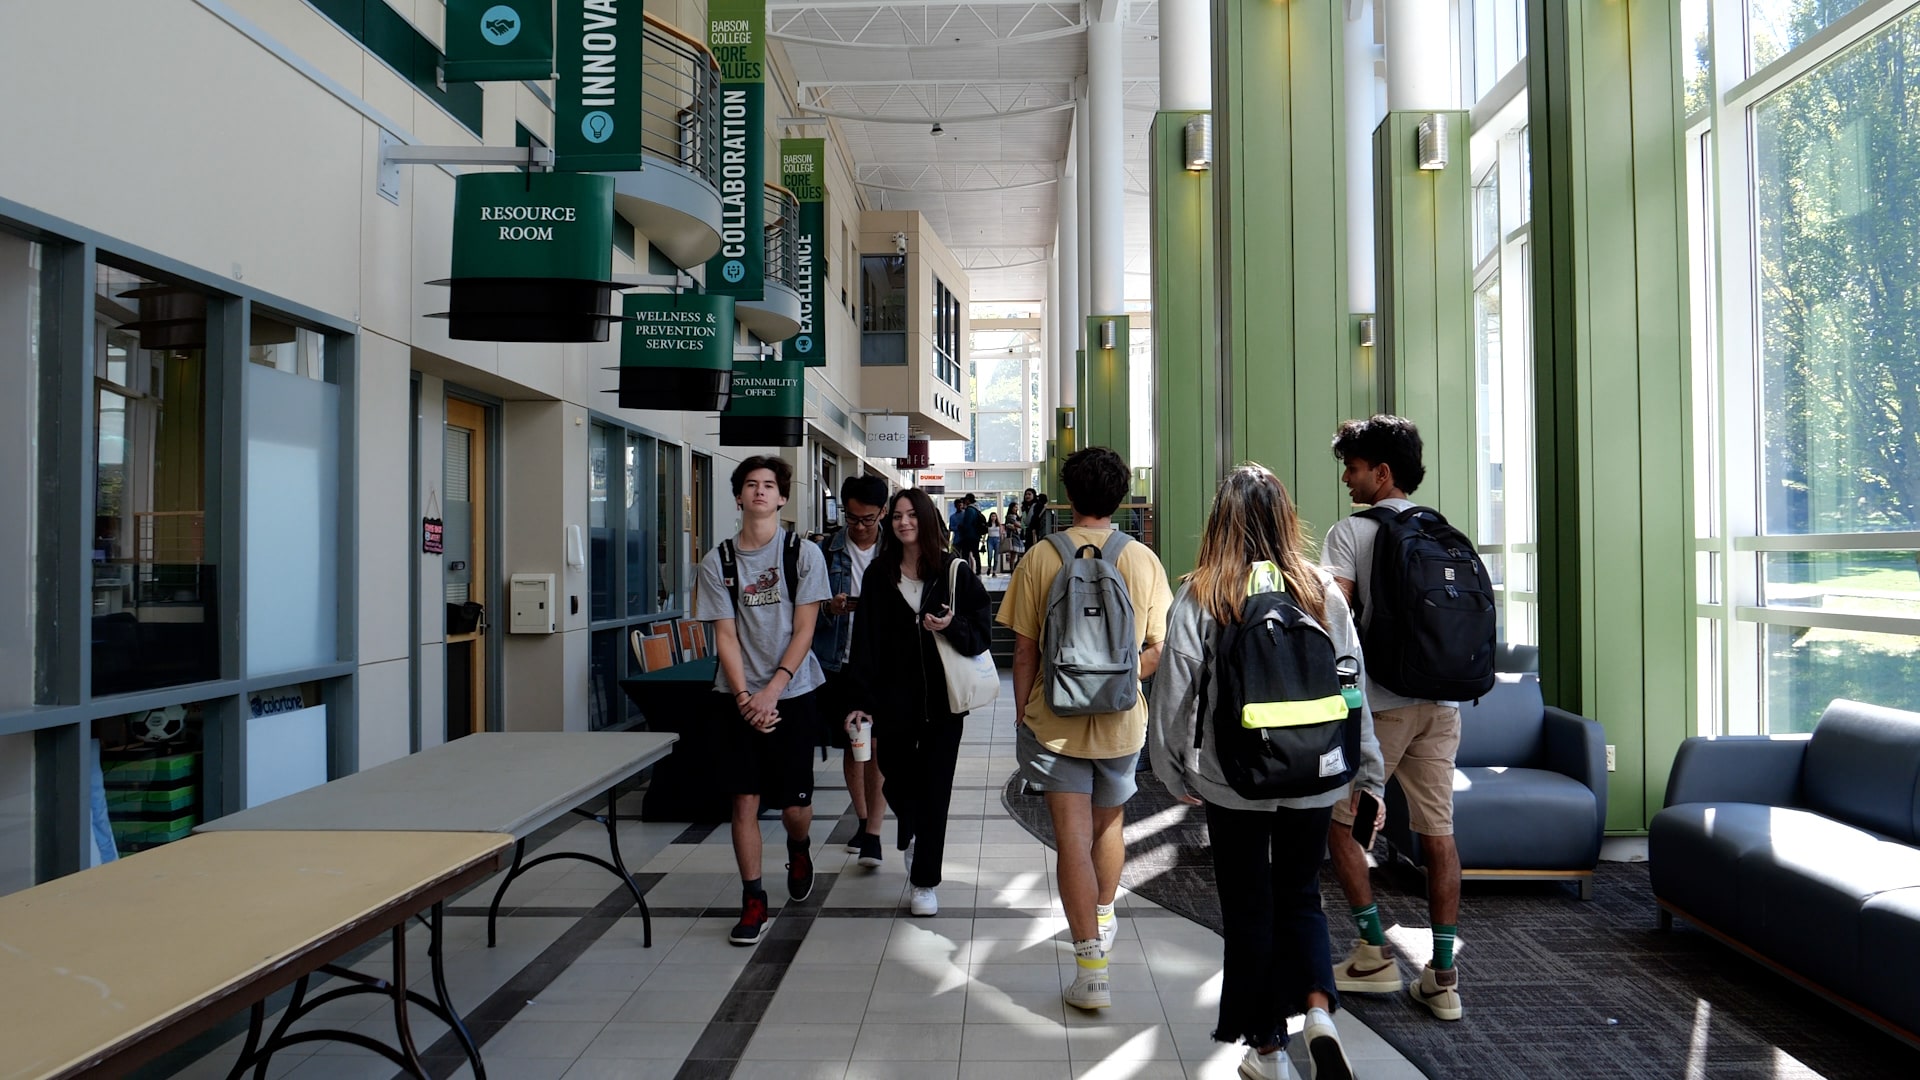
[1381,673,1608,898]
[1649,699,1920,1047]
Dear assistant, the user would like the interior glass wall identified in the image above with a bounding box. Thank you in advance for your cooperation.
[588,420,685,730]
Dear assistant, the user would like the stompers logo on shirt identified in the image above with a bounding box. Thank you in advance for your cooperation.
[741,568,783,607]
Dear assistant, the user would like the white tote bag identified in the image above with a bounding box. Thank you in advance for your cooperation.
[934,558,1000,714]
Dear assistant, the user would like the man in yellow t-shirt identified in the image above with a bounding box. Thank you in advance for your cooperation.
[997,447,1172,1011]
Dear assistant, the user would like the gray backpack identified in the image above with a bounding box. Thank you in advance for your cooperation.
[1041,531,1139,715]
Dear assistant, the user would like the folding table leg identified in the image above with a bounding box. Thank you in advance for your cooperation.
[484,787,655,948]
[430,900,487,1078]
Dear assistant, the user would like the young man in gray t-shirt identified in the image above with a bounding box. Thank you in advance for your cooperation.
[696,455,830,946]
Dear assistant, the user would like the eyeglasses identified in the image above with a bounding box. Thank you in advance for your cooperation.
[845,513,881,526]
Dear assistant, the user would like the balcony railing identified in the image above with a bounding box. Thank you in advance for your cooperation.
[763,183,800,291]
[641,13,721,187]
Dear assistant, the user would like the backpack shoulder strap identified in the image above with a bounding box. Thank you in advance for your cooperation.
[783,529,801,604]
[1046,531,1075,562]
[720,540,742,614]
[1098,529,1130,564]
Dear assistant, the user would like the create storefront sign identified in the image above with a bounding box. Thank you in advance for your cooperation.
[719,357,805,447]
[779,137,826,366]
[429,172,620,342]
[615,292,736,411]
[444,0,555,82]
[705,0,764,300]
[865,414,908,458]
[554,0,645,173]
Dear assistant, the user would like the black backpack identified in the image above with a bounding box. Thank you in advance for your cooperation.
[719,530,803,610]
[1196,572,1363,799]
[1356,505,1497,701]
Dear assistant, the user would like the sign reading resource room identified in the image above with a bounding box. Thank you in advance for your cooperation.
[555,0,645,173]
[432,172,620,342]
[705,0,765,300]
[617,292,736,411]
[780,137,826,367]
[720,357,805,447]
[444,0,555,82]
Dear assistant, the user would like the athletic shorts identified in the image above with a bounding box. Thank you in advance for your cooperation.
[710,690,818,808]
[1015,723,1139,808]
[1330,702,1461,835]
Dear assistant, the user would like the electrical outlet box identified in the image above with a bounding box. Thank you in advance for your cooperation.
[509,573,556,634]
[1606,744,1617,772]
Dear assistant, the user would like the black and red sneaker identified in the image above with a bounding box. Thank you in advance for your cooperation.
[786,841,815,902]
[729,893,769,946]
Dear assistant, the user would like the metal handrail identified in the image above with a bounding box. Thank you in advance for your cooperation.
[640,14,720,188]
[763,183,800,290]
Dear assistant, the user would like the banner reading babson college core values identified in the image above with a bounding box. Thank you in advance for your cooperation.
[780,138,826,366]
[555,0,645,173]
[444,0,555,82]
[706,0,764,300]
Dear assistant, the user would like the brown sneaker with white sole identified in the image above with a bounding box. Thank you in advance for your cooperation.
[1334,939,1404,993]
[1410,962,1464,1020]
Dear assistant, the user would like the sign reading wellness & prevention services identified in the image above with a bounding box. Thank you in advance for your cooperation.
[444,0,555,82]
[555,0,645,173]
[616,292,736,412]
[706,0,765,301]
[780,138,826,367]
[720,358,805,447]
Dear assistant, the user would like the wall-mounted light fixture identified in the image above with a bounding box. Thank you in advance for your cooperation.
[1358,316,1376,348]
[1183,114,1212,172]
[1416,113,1449,171]
[1099,318,1117,349]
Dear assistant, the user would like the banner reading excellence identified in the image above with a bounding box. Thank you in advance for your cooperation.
[780,138,826,367]
[705,0,765,300]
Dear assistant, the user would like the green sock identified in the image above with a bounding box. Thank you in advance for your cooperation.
[1351,904,1386,947]
[1432,924,1457,969]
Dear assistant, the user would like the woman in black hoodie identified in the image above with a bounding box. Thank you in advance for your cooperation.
[844,487,993,916]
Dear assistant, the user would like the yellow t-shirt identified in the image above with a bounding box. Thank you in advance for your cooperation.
[997,526,1174,758]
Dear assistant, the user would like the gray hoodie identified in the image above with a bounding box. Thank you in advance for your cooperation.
[1148,568,1386,811]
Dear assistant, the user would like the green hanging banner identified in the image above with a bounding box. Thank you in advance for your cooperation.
[554,0,646,173]
[780,137,826,366]
[432,172,621,342]
[720,357,805,447]
[444,0,555,82]
[706,0,765,300]
[615,292,735,411]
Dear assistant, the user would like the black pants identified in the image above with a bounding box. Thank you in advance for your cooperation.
[878,712,965,887]
[1204,800,1340,1049]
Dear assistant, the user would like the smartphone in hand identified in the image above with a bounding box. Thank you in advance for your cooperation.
[1351,791,1382,849]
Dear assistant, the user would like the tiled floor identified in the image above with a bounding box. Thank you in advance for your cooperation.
[162,677,1425,1080]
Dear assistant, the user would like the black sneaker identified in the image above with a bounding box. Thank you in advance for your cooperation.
[857,832,883,868]
[786,842,815,902]
[729,893,769,946]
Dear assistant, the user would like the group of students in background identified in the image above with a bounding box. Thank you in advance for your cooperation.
[942,488,1056,576]
[695,415,1475,1080]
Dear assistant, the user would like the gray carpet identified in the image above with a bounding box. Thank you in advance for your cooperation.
[1002,769,1920,1079]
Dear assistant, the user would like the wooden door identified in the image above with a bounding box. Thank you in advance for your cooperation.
[445,398,488,737]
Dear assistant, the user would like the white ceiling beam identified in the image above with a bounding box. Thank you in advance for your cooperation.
[1090,0,1126,23]
[771,3,1084,50]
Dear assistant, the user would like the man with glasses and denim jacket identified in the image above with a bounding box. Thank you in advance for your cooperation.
[813,474,891,866]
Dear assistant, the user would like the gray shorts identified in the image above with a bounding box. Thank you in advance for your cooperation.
[1016,724,1139,807]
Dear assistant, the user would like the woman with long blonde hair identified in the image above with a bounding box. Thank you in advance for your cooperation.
[1149,464,1385,1080]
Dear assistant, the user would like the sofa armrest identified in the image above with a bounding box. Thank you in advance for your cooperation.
[1542,707,1608,826]
[1664,734,1807,808]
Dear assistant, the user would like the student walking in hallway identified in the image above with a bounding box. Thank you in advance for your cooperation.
[813,474,890,866]
[843,488,992,916]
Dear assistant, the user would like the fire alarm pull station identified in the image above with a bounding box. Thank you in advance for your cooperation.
[509,574,556,634]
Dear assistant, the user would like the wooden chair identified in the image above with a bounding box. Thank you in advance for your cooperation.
[677,619,708,660]
[630,627,675,673]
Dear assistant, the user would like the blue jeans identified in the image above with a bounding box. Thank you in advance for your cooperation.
[1204,800,1339,1049]
[986,537,1001,568]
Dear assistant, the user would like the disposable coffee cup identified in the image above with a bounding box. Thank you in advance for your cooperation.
[849,717,872,761]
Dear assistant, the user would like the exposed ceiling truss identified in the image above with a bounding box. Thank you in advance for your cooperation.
[798,80,1075,124]
[952,246,1052,271]
[855,161,1059,193]
[770,2,1084,51]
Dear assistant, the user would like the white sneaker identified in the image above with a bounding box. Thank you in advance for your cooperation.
[909,886,938,916]
[1096,907,1118,954]
[1062,964,1111,1010]
[1302,1009,1354,1080]
[1239,1045,1292,1080]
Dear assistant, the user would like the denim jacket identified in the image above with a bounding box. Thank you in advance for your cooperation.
[810,530,863,671]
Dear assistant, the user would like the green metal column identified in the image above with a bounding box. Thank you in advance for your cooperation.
[1374,110,1475,527]
[1151,111,1217,583]
[1529,0,1693,832]
[1212,0,1351,536]
[1081,316,1130,461]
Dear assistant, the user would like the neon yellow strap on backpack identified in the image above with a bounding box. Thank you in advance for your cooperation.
[1239,560,1350,729]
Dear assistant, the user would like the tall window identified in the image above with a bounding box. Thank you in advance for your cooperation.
[934,277,961,389]
[860,254,907,365]
[588,421,684,730]
[1690,2,1920,733]
[969,324,1038,462]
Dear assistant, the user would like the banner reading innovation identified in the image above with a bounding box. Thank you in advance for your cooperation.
[705,0,765,301]
[779,137,826,366]
[720,357,805,447]
[617,292,736,412]
[555,0,645,173]
[444,0,555,82]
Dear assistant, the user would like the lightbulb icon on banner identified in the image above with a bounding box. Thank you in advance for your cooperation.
[583,111,613,144]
